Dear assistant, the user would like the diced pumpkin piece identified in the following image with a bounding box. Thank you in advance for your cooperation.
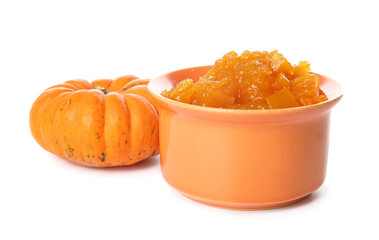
[267,88,299,109]
[293,61,311,78]
[270,50,293,74]
[291,74,321,106]
[192,78,236,108]
[162,79,197,104]
[273,73,291,91]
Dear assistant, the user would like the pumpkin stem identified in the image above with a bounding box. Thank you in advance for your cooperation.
[94,86,109,95]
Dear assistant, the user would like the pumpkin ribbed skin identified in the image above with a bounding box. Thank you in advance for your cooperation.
[30,75,159,167]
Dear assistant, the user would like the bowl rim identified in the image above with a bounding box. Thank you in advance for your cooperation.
[148,65,344,117]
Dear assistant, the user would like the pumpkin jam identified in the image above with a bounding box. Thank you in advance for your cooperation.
[162,50,327,109]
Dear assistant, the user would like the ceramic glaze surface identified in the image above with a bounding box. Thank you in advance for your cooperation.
[149,66,343,210]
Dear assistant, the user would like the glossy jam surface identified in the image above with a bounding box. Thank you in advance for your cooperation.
[162,50,327,109]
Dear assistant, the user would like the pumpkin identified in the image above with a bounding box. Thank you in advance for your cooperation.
[30,75,159,167]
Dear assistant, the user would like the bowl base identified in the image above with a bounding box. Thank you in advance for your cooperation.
[180,192,310,210]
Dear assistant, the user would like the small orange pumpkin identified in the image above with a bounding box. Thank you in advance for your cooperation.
[30,75,159,167]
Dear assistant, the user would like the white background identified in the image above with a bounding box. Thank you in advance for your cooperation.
[1,0,378,239]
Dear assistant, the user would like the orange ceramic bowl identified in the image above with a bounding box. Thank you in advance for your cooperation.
[148,66,343,210]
